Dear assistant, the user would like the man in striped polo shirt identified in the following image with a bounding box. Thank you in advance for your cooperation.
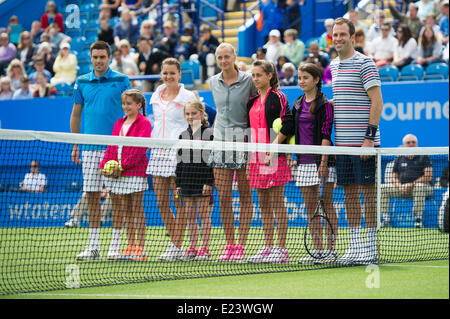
[330,18,384,265]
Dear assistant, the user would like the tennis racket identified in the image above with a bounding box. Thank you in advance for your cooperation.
[303,183,335,260]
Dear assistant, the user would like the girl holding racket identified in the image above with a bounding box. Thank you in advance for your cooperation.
[290,63,338,264]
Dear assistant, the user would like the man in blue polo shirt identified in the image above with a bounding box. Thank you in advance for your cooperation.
[70,40,131,260]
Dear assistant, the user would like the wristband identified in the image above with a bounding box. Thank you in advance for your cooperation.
[365,124,378,140]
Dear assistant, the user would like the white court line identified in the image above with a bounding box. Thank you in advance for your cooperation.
[21,293,245,299]
[381,264,448,269]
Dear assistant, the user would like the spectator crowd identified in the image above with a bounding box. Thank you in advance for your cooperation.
[0,0,449,100]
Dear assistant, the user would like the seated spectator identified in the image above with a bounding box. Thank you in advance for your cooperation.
[380,134,433,228]
[0,76,14,100]
[7,15,23,46]
[12,76,34,99]
[416,24,444,67]
[302,41,329,70]
[280,28,305,67]
[367,10,395,43]
[30,21,43,45]
[142,0,167,22]
[354,27,368,54]
[100,0,121,19]
[98,17,115,46]
[47,23,70,50]
[123,66,143,91]
[6,59,26,90]
[34,41,56,76]
[237,61,249,72]
[0,33,17,76]
[254,46,267,60]
[392,24,418,70]
[16,31,37,69]
[139,19,158,42]
[389,2,423,39]
[276,55,289,79]
[415,0,437,22]
[367,22,398,68]
[322,47,338,85]
[439,0,449,45]
[20,160,47,193]
[319,18,334,53]
[419,13,441,39]
[110,48,138,74]
[196,24,220,81]
[40,1,64,33]
[155,21,179,57]
[264,29,283,64]
[118,39,137,63]
[348,9,368,34]
[50,42,78,85]
[443,41,449,63]
[280,62,297,86]
[28,58,52,84]
[33,72,57,98]
[113,8,140,48]
[175,22,198,61]
[136,37,169,92]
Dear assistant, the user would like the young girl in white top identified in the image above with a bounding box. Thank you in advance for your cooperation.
[146,57,197,261]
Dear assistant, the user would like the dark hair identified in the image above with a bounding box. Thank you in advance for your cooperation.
[90,41,111,57]
[397,24,413,47]
[333,17,355,36]
[419,24,437,48]
[252,59,280,91]
[297,63,323,116]
[122,89,147,116]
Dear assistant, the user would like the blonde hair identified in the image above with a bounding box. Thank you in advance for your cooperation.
[184,92,209,126]
[215,42,239,71]
[0,76,13,93]
[6,59,25,77]
[121,89,147,116]
[161,57,181,72]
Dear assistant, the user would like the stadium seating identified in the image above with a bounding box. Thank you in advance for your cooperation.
[398,64,424,81]
[423,63,449,81]
[180,69,195,89]
[378,65,399,82]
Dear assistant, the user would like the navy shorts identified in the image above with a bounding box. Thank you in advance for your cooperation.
[335,154,376,185]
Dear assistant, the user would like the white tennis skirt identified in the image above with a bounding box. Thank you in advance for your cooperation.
[294,164,337,187]
[104,175,148,195]
[146,148,178,177]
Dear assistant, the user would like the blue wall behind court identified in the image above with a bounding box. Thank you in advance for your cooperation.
[0,81,448,147]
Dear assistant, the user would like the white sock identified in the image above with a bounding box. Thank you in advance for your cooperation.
[110,228,122,252]
[89,228,100,250]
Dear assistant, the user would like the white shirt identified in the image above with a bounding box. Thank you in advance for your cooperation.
[368,35,398,59]
[150,83,195,140]
[21,172,47,192]
[395,37,419,60]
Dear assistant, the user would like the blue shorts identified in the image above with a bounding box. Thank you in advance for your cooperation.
[336,154,376,185]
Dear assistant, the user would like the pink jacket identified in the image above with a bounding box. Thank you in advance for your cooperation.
[100,113,152,177]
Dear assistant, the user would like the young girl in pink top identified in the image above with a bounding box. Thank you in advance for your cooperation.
[246,60,294,263]
[100,89,152,261]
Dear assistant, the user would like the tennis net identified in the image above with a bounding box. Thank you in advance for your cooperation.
[0,129,448,294]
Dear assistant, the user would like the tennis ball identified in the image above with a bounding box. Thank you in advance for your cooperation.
[289,135,296,145]
[272,118,282,134]
[104,160,120,173]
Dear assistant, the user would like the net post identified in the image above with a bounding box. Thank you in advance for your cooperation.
[376,149,382,230]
